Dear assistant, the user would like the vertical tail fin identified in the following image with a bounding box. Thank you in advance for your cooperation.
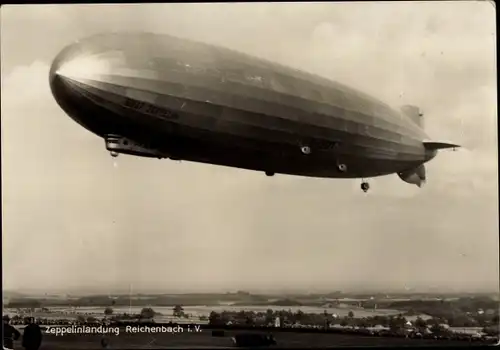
[398,164,426,188]
[401,105,424,128]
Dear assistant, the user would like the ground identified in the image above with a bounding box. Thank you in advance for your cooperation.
[13,328,487,349]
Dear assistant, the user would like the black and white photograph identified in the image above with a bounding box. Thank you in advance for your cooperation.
[1,2,498,349]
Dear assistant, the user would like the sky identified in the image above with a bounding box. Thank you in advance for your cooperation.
[1,2,498,294]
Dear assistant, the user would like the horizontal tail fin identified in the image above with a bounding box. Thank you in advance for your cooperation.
[423,141,461,151]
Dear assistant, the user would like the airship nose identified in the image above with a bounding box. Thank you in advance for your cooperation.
[49,36,124,113]
[48,38,119,137]
[49,42,82,116]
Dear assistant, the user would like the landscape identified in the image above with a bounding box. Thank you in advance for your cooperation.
[4,290,499,348]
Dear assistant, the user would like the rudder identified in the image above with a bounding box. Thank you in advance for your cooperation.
[401,105,424,128]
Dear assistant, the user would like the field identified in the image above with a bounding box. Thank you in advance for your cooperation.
[16,304,402,319]
[13,328,487,349]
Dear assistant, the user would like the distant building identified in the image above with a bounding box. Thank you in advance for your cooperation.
[367,325,390,333]
[450,327,485,336]
[485,309,496,315]
[274,317,281,328]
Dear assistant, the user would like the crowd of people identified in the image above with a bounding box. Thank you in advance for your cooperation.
[207,310,499,343]
[3,315,42,350]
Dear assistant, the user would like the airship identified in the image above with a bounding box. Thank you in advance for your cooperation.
[49,33,459,192]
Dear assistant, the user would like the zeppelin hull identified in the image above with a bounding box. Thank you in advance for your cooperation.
[50,33,431,178]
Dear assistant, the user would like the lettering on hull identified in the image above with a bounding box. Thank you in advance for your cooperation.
[124,98,179,120]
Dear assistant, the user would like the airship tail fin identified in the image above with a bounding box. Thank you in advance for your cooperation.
[398,164,426,188]
[401,105,424,128]
[398,141,460,188]
[423,141,461,151]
